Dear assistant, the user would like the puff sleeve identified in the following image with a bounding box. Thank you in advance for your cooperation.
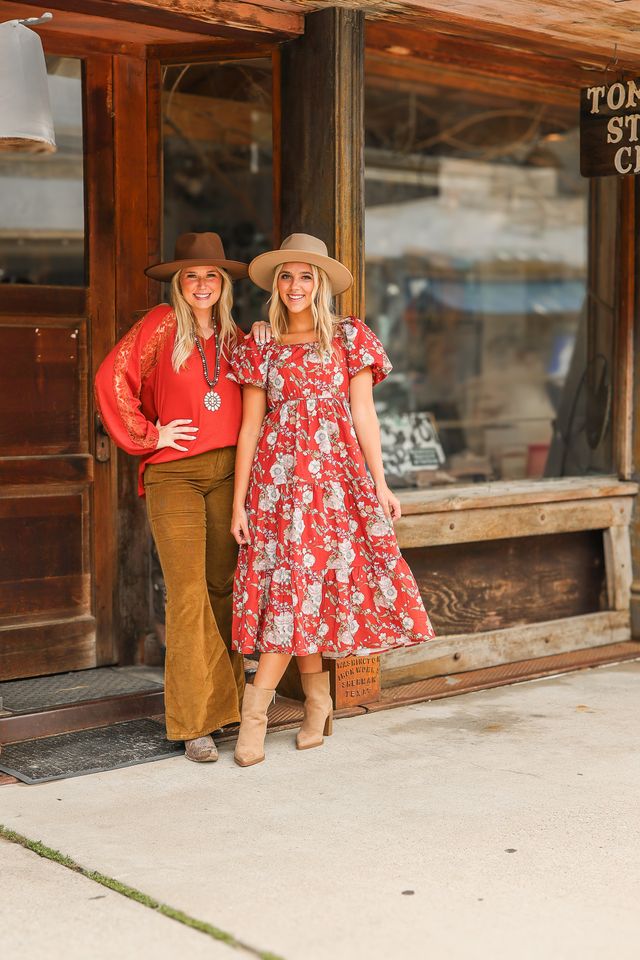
[342,317,392,385]
[228,336,269,389]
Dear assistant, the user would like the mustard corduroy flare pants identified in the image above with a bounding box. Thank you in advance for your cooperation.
[144,447,245,741]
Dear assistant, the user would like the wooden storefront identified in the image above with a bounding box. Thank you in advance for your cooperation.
[1,0,639,697]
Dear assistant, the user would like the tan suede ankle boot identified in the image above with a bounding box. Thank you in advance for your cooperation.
[234,684,274,767]
[296,671,334,750]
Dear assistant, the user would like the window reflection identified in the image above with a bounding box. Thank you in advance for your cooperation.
[162,59,273,331]
[0,56,85,286]
[365,71,614,486]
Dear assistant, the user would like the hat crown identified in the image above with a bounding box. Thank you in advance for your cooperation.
[280,233,329,259]
[173,231,227,264]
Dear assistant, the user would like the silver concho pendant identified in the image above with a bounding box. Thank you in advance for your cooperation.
[204,390,222,412]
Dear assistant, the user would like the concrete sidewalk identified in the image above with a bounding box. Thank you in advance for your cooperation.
[2,661,640,960]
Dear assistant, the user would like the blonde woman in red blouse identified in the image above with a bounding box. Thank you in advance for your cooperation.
[95,232,270,763]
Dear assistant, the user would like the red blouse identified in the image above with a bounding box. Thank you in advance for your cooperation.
[94,303,242,495]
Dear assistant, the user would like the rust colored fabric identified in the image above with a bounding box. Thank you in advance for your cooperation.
[94,303,243,495]
[144,447,245,741]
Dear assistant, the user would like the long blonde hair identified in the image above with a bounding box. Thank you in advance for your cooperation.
[268,263,339,358]
[169,266,238,372]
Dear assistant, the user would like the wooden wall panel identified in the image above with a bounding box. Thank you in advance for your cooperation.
[0,324,82,455]
[405,530,606,636]
[0,617,96,682]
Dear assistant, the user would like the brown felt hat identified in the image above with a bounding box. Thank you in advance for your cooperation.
[249,234,353,295]
[145,232,248,282]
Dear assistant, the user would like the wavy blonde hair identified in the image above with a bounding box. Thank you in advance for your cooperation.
[169,266,238,372]
[268,264,339,358]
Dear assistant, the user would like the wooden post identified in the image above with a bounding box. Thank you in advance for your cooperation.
[276,9,380,706]
[629,182,640,638]
[111,55,162,663]
[280,7,364,318]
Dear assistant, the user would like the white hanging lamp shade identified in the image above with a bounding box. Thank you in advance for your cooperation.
[0,16,56,153]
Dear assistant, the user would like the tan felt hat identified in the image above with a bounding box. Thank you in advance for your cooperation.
[249,233,353,295]
[145,232,248,282]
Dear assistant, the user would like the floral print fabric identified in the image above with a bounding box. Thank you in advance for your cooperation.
[228,317,436,657]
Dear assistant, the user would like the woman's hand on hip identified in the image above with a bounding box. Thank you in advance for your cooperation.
[155,419,198,452]
[375,481,401,521]
[231,505,251,545]
[250,321,272,345]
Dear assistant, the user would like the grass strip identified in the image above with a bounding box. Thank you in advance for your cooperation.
[0,824,285,960]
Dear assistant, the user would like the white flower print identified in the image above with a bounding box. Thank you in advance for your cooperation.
[338,540,356,564]
[301,581,323,615]
[273,612,294,645]
[314,426,331,455]
[288,507,305,544]
[379,575,398,603]
[308,458,321,476]
[270,461,287,485]
[369,518,391,537]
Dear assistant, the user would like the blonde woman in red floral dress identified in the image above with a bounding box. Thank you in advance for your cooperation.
[229,234,435,767]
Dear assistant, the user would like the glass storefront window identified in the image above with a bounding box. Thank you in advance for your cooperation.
[365,68,615,487]
[162,59,273,331]
[0,56,85,286]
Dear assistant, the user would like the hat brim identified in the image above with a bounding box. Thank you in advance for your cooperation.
[249,249,353,295]
[144,258,248,282]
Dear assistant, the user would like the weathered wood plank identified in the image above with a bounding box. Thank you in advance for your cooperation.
[0,575,91,624]
[615,176,635,479]
[396,478,638,515]
[0,617,97,682]
[0,456,93,488]
[113,54,157,665]
[86,54,118,668]
[396,497,632,548]
[21,0,303,40]
[366,21,587,93]
[380,609,631,687]
[406,531,605,636]
[604,525,633,612]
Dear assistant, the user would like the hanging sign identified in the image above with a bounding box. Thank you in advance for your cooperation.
[581,79,640,177]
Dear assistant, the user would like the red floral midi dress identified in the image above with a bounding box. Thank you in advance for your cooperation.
[228,317,436,657]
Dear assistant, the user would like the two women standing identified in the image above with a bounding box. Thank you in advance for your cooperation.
[95,230,435,768]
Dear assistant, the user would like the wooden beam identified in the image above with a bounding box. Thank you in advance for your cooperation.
[396,478,638,516]
[396,496,632,548]
[21,0,303,41]
[630,182,640,639]
[364,1,640,70]
[280,7,365,317]
[366,20,589,92]
[380,609,631,687]
[604,526,633,612]
[85,54,118,668]
[112,55,159,665]
[615,177,636,481]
